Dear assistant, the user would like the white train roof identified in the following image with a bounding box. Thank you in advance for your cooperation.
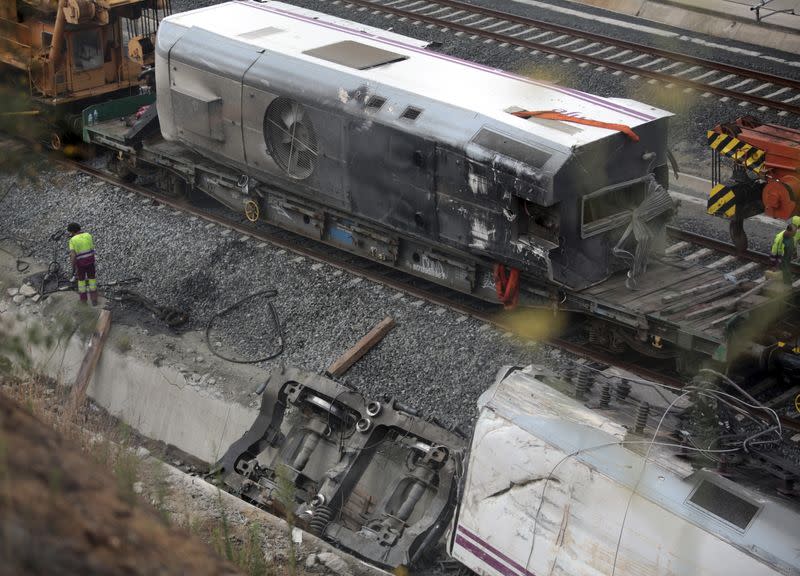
[161,0,671,149]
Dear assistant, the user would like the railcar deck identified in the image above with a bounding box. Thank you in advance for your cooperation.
[569,256,784,358]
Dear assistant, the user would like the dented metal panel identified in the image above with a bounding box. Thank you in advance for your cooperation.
[156,0,673,293]
[449,366,800,576]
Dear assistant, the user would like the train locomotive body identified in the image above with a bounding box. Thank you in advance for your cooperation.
[154,0,674,292]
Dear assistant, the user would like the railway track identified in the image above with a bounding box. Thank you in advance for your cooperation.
[61,156,800,433]
[666,225,800,280]
[328,0,800,116]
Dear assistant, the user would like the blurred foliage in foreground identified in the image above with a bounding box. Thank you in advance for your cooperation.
[0,74,48,179]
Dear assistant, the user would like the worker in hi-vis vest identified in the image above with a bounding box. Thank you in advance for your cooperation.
[771,222,797,286]
[67,222,98,305]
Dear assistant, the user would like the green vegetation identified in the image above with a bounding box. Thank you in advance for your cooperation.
[275,464,298,576]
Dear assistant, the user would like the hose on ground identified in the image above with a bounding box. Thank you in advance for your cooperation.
[205,289,284,364]
[0,235,32,273]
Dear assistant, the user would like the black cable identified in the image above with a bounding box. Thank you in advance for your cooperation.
[205,289,284,364]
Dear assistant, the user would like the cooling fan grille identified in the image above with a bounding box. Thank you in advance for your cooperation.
[263,97,318,180]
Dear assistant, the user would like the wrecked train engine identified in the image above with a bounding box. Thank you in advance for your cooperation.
[153,0,674,295]
[214,366,464,568]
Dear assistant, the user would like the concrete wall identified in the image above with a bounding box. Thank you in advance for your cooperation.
[5,307,256,464]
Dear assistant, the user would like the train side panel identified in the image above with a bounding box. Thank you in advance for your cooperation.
[449,368,798,576]
[154,1,674,292]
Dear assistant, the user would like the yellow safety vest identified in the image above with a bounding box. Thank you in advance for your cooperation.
[772,230,797,257]
[68,232,95,259]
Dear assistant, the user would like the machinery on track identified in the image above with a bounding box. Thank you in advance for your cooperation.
[0,0,169,146]
[707,116,800,251]
[73,1,800,375]
[3,0,799,373]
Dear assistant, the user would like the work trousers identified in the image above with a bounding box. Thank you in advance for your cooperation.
[76,261,97,303]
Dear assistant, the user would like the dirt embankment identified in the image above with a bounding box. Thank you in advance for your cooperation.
[0,387,240,576]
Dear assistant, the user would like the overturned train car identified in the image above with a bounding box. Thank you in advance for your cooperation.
[154,0,674,294]
[214,364,800,575]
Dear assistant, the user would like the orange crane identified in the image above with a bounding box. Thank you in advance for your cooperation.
[707,116,800,251]
[0,0,166,147]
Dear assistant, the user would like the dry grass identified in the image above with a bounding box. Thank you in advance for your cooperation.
[0,367,279,576]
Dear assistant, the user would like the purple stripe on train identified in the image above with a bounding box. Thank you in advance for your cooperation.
[455,535,527,576]
[457,525,538,576]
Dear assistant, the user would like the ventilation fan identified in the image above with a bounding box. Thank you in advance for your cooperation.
[263,98,318,179]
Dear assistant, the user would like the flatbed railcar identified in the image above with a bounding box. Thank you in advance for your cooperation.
[80,0,799,372]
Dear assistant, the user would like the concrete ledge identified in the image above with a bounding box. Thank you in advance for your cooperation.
[1,295,257,464]
[572,0,800,54]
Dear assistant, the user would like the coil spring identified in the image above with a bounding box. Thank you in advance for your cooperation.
[574,366,593,400]
[309,505,334,536]
[635,402,650,434]
[608,331,626,354]
[587,323,604,346]
[598,384,612,408]
[615,379,632,400]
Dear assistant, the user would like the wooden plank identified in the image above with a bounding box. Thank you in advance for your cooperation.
[664,241,690,255]
[326,316,396,377]
[662,283,741,317]
[70,309,112,409]
[614,266,713,308]
[663,278,729,303]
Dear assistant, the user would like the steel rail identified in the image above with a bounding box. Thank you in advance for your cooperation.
[388,0,800,91]
[667,225,800,274]
[342,0,800,116]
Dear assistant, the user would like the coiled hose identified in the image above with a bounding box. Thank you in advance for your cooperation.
[205,289,284,364]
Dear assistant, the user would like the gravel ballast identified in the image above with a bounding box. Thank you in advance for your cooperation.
[0,169,564,428]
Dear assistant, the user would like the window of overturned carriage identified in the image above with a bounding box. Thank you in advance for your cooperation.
[582,179,647,235]
[70,29,103,71]
[688,479,760,530]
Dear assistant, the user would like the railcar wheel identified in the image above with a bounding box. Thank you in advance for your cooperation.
[730,217,748,254]
[244,199,260,222]
[49,132,62,151]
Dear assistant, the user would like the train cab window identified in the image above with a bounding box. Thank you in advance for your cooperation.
[303,40,407,70]
[71,29,103,71]
[688,479,760,530]
[582,180,646,237]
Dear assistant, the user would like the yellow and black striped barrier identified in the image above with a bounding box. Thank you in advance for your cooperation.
[707,183,737,217]
[706,130,766,173]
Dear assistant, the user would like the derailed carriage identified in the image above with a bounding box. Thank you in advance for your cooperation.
[80,0,799,372]
[214,364,800,575]
[152,0,675,294]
